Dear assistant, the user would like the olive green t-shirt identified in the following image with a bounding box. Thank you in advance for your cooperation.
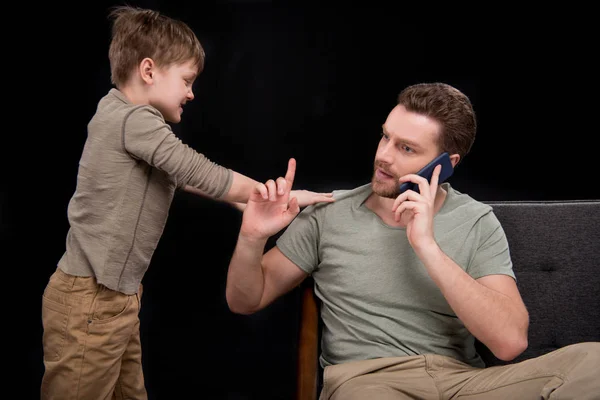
[58,89,233,294]
[276,183,515,368]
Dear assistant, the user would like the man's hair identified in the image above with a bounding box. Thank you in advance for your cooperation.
[107,6,205,87]
[397,83,477,161]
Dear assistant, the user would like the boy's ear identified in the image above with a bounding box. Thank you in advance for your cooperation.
[140,57,155,84]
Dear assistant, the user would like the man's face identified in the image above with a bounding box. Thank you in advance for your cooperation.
[372,104,442,198]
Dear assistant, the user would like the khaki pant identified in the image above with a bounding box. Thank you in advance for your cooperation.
[321,342,600,400]
[41,268,146,400]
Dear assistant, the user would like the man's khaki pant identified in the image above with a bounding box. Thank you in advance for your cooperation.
[41,268,146,400]
[321,342,600,399]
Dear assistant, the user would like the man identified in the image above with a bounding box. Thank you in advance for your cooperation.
[225,82,599,399]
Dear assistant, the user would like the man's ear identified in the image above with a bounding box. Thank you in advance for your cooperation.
[139,57,155,84]
[449,153,461,167]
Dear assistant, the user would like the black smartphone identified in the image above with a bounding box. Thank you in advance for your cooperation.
[398,152,454,194]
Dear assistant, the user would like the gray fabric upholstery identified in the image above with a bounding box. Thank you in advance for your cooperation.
[476,200,600,366]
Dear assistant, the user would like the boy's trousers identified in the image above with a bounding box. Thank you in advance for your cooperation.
[321,342,600,400]
[41,267,146,400]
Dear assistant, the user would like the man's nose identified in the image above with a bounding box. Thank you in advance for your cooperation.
[378,143,395,164]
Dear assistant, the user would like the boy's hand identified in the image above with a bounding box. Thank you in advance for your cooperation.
[290,189,335,208]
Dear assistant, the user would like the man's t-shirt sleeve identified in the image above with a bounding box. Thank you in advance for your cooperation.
[276,205,323,275]
[467,211,516,281]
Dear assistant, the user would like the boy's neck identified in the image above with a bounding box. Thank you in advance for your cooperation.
[118,82,150,106]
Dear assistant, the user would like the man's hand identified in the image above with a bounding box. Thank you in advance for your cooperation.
[240,158,302,240]
[391,164,442,250]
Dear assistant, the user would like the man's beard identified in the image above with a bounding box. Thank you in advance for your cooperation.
[371,162,400,199]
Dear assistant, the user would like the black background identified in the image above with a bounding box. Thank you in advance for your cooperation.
[5,1,599,399]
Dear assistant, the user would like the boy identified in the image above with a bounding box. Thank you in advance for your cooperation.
[40,6,333,399]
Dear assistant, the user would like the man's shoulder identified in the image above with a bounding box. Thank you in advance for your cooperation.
[296,183,371,218]
[443,183,494,219]
[321,183,372,213]
[331,183,372,202]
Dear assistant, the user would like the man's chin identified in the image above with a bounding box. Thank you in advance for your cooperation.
[371,180,399,199]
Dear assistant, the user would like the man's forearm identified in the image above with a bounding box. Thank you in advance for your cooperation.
[415,242,529,360]
[225,234,269,314]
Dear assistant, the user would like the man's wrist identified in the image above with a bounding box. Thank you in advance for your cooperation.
[413,237,442,261]
[238,231,269,246]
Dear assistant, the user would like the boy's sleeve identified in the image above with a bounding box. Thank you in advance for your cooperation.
[122,106,233,199]
[467,211,516,281]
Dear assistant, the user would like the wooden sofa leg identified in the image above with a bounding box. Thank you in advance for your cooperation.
[297,283,319,400]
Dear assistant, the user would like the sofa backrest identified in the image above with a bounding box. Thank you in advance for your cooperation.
[476,200,600,366]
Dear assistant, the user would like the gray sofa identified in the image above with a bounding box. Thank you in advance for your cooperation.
[474,200,600,366]
[296,200,600,399]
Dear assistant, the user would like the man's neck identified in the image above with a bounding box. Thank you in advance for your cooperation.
[365,185,448,228]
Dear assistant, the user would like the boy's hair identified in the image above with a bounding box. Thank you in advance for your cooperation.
[108,5,205,88]
[397,82,477,162]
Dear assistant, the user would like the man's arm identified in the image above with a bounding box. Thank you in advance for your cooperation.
[226,241,308,314]
[415,245,529,361]
[225,158,312,314]
[393,165,529,361]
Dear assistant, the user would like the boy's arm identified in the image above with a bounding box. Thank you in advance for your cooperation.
[122,109,334,208]
[183,185,246,211]
[183,170,256,211]
[185,170,334,210]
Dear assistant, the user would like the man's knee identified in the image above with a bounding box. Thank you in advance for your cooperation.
[548,342,600,399]
[549,342,600,385]
[559,342,600,362]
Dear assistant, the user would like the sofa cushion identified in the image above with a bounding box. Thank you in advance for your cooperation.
[475,200,600,366]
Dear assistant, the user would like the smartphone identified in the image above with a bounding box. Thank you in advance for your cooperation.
[398,152,454,194]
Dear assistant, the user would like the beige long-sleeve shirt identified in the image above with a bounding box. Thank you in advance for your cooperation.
[58,89,233,294]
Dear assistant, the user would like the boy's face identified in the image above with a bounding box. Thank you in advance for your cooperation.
[148,59,198,123]
[371,104,443,198]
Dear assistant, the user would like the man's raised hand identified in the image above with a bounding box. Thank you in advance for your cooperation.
[240,158,302,240]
